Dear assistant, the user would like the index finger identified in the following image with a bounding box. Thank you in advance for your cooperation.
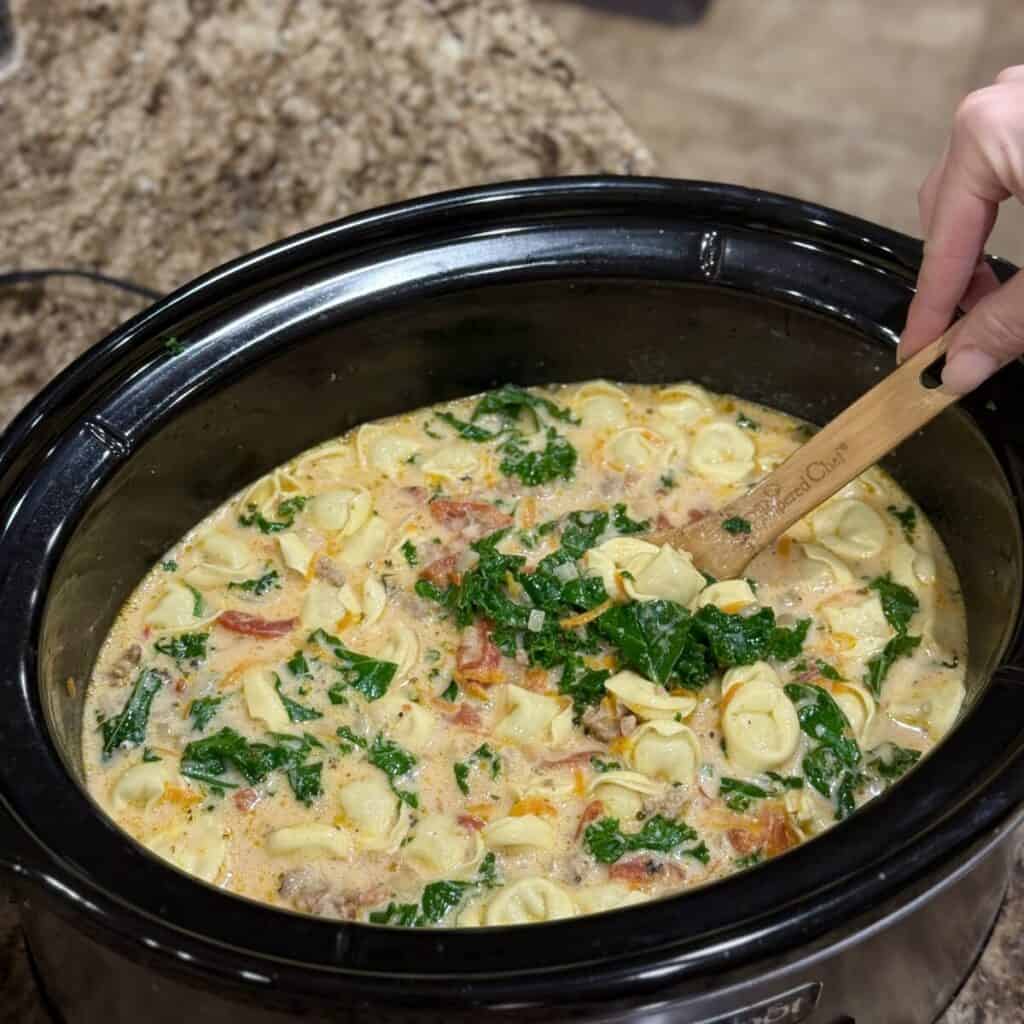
[899,165,998,359]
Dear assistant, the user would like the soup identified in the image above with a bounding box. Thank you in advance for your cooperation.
[83,380,965,927]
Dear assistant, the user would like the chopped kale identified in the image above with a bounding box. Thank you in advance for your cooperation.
[736,411,760,431]
[160,559,178,572]
[154,631,208,665]
[453,743,501,795]
[498,427,577,487]
[101,668,166,758]
[189,695,224,732]
[815,659,843,681]
[435,410,498,442]
[471,384,577,426]
[784,683,862,819]
[865,633,921,698]
[337,725,368,754]
[400,540,419,567]
[287,650,311,678]
[142,747,162,763]
[309,629,397,702]
[274,675,323,722]
[369,733,419,809]
[722,516,752,535]
[186,584,205,618]
[238,496,308,534]
[719,776,769,813]
[866,742,922,781]
[584,815,702,864]
[228,567,281,597]
[693,605,810,666]
[441,680,459,702]
[734,851,764,869]
[590,756,622,773]
[887,504,917,543]
[559,657,611,721]
[869,574,919,634]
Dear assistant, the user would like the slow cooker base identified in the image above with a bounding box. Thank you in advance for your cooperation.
[15,833,1014,1024]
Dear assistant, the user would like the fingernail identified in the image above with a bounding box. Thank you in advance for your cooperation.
[895,341,905,365]
[941,347,999,395]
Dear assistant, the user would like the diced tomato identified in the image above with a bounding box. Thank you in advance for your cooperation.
[448,703,484,730]
[430,499,512,534]
[726,828,760,856]
[544,750,603,769]
[455,620,504,685]
[608,857,682,888]
[574,799,604,839]
[458,814,486,832]
[420,553,461,587]
[218,611,298,638]
[233,788,260,813]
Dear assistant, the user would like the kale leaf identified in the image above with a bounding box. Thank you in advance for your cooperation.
[189,695,224,732]
[498,427,577,486]
[101,668,166,758]
[865,633,921,698]
[869,574,919,634]
[584,815,702,864]
[238,496,308,534]
[866,742,922,781]
[309,629,397,702]
[228,568,281,597]
[887,504,917,543]
[274,675,323,722]
[154,631,208,665]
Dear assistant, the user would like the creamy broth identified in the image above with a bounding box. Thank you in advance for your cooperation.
[83,381,966,927]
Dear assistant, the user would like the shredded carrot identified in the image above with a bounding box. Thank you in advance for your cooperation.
[573,768,586,796]
[560,599,613,630]
[467,803,496,821]
[510,796,557,818]
[518,496,537,529]
[609,736,630,756]
[465,682,490,700]
[218,660,259,692]
[585,653,618,671]
[161,785,202,808]
[825,632,857,653]
[777,536,792,558]
[722,601,747,614]
[523,667,551,692]
[65,677,77,698]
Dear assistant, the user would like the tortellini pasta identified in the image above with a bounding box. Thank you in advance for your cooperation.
[357,424,420,479]
[242,666,290,731]
[604,428,662,471]
[800,543,855,587]
[812,499,888,561]
[831,682,876,743]
[494,685,563,744]
[403,814,482,877]
[483,814,557,852]
[145,582,213,631]
[822,594,892,658]
[689,420,756,484]
[721,661,781,698]
[147,822,227,885]
[278,532,315,577]
[477,878,577,926]
[301,580,347,632]
[657,383,713,426]
[111,760,174,810]
[605,670,696,721]
[266,824,353,859]
[422,444,482,483]
[721,676,801,772]
[587,770,662,820]
[577,382,630,430]
[695,579,757,613]
[584,538,704,606]
[185,530,253,586]
[337,775,406,851]
[336,515,390,567]
[573,883,647,914]
[309,488,373,536]
[627,720,702,787]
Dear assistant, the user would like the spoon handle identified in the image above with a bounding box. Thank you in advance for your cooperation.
[666,335,956,580]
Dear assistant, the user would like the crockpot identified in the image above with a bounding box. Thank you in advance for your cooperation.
[2,178,1023,1024]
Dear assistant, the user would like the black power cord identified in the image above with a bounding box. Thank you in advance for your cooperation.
[0,268,163,302]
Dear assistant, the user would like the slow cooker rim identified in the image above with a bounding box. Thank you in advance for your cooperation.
[2,177,1024,986]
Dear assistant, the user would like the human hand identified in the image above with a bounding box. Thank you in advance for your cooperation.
[899,66,1024,394]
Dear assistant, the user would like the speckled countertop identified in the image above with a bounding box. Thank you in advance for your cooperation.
[0,2,1019,1021]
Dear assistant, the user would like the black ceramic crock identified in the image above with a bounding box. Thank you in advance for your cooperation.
[2,178,1024,1024]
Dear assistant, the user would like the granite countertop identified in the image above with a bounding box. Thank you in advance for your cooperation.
[0,2,1019,1021]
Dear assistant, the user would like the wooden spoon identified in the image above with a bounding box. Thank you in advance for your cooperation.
[654,336,955,579]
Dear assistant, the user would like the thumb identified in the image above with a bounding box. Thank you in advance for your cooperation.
[941,269,1024,394]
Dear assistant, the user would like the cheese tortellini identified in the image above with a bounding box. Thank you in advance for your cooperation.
[111,760,174,810]
[404,814,482,877]
[722,676,801,772]
[689,420,756,484]
[147,823,227,885]
[605,670,696,721]
[627,720,702,787]
[494,685,563,744]
[812,499,888,561]
[337,775,406,851]
[483,814,557,853]
[476,878,578,926]
[266,824,353,859]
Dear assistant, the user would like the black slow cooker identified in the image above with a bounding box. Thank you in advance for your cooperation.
[1,179,1023,1024]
